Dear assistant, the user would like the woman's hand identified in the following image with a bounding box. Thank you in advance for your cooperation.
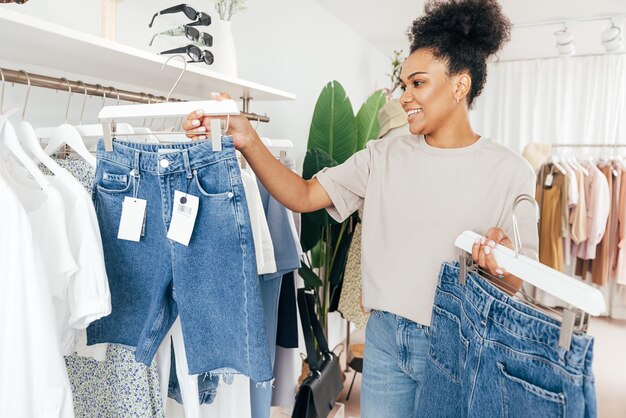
[182,92,257,152]
[471,227,522,294]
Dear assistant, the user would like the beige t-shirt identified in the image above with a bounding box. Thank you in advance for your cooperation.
[315,135,538,326]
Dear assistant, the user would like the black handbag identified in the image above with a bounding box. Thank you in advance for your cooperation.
[292,289,344,418]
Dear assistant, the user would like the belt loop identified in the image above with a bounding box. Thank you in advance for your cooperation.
[131,150,142,199]
[182,149,192,179]
[133,150,141,178]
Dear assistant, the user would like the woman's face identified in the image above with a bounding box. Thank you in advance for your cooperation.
[399,48,461,135]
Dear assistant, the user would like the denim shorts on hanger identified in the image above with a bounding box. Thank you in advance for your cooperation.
[416,261,596,418]
[87,137,273,383]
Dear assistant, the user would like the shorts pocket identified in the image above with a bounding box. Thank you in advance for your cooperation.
[498,362,565,418]
[428,305,468,383]
[96,171,133,194]
[193,164,233,198]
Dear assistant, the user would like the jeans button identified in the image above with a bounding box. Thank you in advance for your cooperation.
[160,159,170,168]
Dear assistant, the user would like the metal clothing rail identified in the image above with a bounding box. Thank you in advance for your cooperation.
[0,67,270,123]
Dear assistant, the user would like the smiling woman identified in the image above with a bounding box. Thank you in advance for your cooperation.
[185,0,538,416]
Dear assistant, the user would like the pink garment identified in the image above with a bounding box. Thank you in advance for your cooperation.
[573,163,611,260]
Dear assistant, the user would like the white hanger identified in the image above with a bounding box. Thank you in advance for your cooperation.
[36,78,96,167]
[98,55,239,151]
[11,71,70,180]
[35,83,134,142]
[455,195,606,316]
[0,109,51,190]
[547,155,568,175]
[559,149,589,176]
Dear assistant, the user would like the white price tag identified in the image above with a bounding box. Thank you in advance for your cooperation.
[167,190,199,246]
[544,173,554,187]
[211,119,222,152]
[118,197,147,242]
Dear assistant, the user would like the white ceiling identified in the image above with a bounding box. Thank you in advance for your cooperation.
[313,0,626,58]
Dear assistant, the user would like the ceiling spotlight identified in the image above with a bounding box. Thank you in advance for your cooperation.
[555,26,576,56]
[601,21,623,53]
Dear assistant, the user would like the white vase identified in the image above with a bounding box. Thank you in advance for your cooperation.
[211,19,238,77]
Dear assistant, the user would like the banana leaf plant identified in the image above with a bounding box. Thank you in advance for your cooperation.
[299,80,386,333]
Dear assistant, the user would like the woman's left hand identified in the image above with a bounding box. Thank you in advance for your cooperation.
[471,227,522,293]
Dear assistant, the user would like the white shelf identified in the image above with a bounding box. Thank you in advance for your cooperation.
[0,8,296,102]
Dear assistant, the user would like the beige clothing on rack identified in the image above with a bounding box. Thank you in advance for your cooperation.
[536,165,565,272]
[573,163,611,260]
[615,167,626,285]
[590,165,614,286]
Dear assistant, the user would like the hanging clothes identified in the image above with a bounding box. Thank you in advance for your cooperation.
[416,262,597,417]
[582,164,614,286]
[42,156,166,418]
[615,166,626,286]
[0,172,75,418]
[536,164,566,272]
[337,211,370,330]
[87,138,273,384]
[572,162,610,261]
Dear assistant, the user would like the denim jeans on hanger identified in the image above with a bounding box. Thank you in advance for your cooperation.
[87,137,273,383]
[416,261,597,418]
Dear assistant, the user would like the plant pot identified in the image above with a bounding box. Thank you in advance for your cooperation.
[211,19,238,77]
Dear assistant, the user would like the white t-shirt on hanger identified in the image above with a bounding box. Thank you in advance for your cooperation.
[2,155,110,355]
[0,168,75,418]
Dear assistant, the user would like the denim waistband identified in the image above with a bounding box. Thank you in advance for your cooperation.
[96,137,236,175]
[371,309,429,329]
[438,261,593,368]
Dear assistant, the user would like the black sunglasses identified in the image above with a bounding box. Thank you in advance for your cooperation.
[159,45,214,65]
[149,25,213,47]
[149,4,211,28]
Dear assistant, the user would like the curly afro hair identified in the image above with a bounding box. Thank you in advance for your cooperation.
[408,0,511,108]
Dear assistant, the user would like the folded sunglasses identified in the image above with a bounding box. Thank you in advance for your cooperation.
[149,4,211,28]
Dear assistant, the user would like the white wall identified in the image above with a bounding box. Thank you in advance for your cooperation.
[1,0,390,170]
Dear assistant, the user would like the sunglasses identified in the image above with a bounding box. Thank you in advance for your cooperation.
[159,45,214,65]
[149,4,211,28]
[149,25,213,47]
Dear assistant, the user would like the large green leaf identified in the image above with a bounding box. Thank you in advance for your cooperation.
[300,214,321,253]
[356,90,387,150]
[302,148,338,226]
[302,148,338,180]
[307,81,357,165]
[299,263,323,288]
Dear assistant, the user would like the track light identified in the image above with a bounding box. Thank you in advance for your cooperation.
[601,21,623,53]
[554,26,576,56]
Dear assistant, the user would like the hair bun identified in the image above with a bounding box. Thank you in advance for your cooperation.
[414,0,511,58]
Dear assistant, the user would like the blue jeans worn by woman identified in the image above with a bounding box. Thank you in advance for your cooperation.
[361,309,430,418]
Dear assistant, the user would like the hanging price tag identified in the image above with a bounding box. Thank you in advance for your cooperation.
[167,190,199,246]
[118,197,147,242]
[544,173,554,187]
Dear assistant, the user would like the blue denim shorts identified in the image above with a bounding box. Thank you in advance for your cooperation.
[417,261,596,417]
[87,138,273,383]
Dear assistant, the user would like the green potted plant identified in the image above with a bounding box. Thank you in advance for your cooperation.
[299,81,386,333]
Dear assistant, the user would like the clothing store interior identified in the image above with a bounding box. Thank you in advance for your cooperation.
[1,0,625,417]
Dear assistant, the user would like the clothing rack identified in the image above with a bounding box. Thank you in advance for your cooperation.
[0,67,270,123]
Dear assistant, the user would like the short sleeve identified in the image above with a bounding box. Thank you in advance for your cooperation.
[500,161,539,261]
[314,146,371,223]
